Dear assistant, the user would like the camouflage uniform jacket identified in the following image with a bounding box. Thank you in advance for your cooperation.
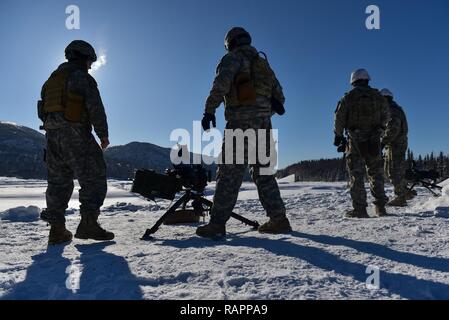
[205,45,285,122]
[382,101,408,146]
[334,85,391,142]
[41,62,109,139]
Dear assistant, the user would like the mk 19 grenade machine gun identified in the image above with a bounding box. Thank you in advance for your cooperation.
[131,155,260,240]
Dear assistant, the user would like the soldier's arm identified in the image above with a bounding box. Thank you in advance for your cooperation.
[40,85,45,100]
[380,101,394,145]
[85,76,109,140]
[382,111,401,145]
[334,99,348,137]
[272,76,285,105]
[402,109,409,135]
[204,54,241,115]
[380,99,391,129]
[68,71,109,139]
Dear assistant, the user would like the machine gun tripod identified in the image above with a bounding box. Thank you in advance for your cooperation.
[407,179,443,197]
[141,188,260,240]
[406,163,444,197]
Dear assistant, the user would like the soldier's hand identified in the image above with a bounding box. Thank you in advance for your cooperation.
[101,137,110,150]
[334,135,344,147]
[201,112,216,131]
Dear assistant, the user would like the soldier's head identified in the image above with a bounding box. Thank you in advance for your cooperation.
[224,27,252,52]
[380,88,394,102]
[65,40,97,70]
[350,69,371,87]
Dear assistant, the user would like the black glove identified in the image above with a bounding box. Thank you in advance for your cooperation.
[337,143,347,153]
[334,135,344,147]
[201,112,216,131]
[271,97,285,116]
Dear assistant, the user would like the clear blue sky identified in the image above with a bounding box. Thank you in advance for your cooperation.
[0,0,448,167]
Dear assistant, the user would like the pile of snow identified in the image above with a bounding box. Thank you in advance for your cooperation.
[439,178,449,189]
[414,179,449,217]
[434,184,449,218]
[278,174,296,183]
[0,206,40,222]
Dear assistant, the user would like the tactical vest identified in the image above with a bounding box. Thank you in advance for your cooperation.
[42,67,85,122]
[345,87,384,132]
[225,50,275,107]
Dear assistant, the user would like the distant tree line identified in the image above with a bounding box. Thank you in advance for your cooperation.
[407,150,449,178]
[277,150,449,182]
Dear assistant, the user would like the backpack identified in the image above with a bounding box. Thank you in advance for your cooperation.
[345,87,384,132]
[234,51,275,105]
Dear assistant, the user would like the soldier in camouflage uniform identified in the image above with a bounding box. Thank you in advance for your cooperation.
[196,27,291,239]
[380,88,413,206]
[38,40,114,244]
[334,69,393,218]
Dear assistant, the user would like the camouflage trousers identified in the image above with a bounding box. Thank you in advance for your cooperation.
[45,126,107,223]
[385,142,408,197]
[209,117,286,225]
[346,137,388,210]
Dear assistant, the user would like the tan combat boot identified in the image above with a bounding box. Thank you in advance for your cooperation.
[75,214,115,241]
[345,207,370,219]
[375,205,388,217]
[404,190,417,201]
[48,222,73,245]
[258,217,292,234]
[196,223,226,239]
[387,195,407,207]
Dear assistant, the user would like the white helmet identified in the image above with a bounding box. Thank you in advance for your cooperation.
[380,88,394,98]
[350,69,371,85]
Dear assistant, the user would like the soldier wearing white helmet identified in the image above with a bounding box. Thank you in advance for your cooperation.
[380,88,393,98]
[350,68,371,85]
[334,69,393,218]
[381,88,413,205]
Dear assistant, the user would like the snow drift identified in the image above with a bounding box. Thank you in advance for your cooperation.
[0,206,40,222]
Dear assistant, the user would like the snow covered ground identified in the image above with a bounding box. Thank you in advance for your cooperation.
[1,176,449,300]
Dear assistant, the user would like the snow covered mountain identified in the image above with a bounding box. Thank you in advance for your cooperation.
[0,121,46,179]
[104,142,174,179]
[0,121,213,180]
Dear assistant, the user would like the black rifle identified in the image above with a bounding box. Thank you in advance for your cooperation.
[335,136,349,186]
[405,163,443,197]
